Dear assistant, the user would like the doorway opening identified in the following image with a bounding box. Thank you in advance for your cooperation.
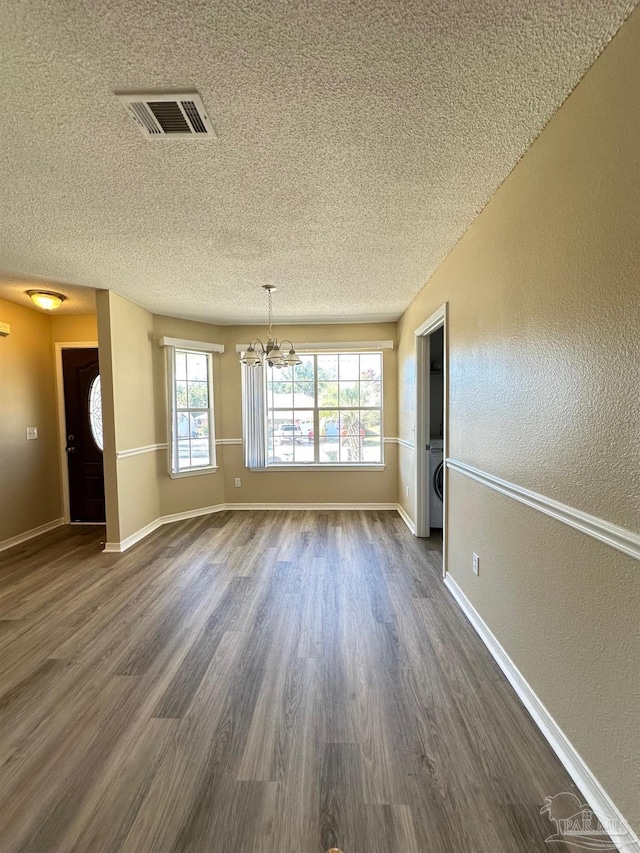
[55,344,105,524]
[414,304,447,577]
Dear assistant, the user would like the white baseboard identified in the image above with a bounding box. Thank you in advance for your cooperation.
[443,573,639,853]
[103,517,164,553]
[103,503,402,553]
[0,517,65,553]
[227,502,399,511]
[396,503,416,534]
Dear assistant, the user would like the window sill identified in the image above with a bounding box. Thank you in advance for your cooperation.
[169,466,219,479]
[250,464,386,472]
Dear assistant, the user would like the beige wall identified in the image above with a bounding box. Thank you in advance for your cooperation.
[152,314,226,517]
[219,322,397,507]
[396,8,640,830]
[0,298,61,542]
[98,306,399,533]
[50,314,97,344]
[0,302,100,545]
[97,291,160,543]
[96,291,121,543]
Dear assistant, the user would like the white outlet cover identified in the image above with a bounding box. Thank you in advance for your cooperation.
[26,427,38,440]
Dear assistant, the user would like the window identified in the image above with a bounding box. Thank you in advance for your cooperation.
[169,348,215,475]
[265,352,383,465]
[88,374,103,451]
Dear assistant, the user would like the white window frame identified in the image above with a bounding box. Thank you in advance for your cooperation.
[240,348,386,471]
[166,344,218,478]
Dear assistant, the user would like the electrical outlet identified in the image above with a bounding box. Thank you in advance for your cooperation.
[234,477,241,487]
[472,553,480,575]
[405,486,410,498]
[26,427,38,440]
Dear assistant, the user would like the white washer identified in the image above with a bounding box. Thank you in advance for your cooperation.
[429,439,444,528]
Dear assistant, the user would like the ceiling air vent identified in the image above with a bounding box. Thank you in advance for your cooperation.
[115,91,215,139]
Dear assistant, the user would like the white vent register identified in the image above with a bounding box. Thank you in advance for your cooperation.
[116,91,215,138]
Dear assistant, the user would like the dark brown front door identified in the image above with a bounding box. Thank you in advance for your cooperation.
[62,348,105,523]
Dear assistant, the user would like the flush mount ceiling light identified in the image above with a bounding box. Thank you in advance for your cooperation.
[27,290,66,310]
[239,285,301,369]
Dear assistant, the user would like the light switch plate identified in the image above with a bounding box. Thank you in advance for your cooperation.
[26,427,38,440]
[0,321,10,336]
[472,553,480,575]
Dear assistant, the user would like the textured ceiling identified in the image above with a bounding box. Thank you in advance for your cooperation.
[0,273,96,316]
[0,0,636,323]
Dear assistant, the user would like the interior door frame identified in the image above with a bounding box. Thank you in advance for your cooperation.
[414,303,448,577]
[55,341,100,524]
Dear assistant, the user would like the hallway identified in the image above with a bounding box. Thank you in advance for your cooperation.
[0,511,578,851]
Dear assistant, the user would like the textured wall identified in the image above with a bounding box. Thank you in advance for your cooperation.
[96,291,120,543]
[97,291,160,542]
[153,318,398,515]
[152,314,226,518]
[396,7,640,829]
[0,298,61,542]
[219,322,398,508]
[99,307,399,531]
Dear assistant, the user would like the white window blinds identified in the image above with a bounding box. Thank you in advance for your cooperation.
[241,362,266,468]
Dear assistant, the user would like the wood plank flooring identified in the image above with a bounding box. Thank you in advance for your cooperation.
[0,511,582,852]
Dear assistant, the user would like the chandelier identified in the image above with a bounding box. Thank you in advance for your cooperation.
[239,285,302,369]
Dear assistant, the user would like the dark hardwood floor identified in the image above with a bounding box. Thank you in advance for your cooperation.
[0,511,580,852]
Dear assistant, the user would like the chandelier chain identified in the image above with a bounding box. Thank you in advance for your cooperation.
[238,285,301,369]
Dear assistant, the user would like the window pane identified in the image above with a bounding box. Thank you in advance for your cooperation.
[340,410,361,462]
[293,440,314,463]
[190,412,209,438]
[175,351,187,380]
[293,382,314,408]
[297,354,314,374]
[178,439,191,470]
[359,380,381,408]
[269,382,293,409]
[319,410,339,462]
[361,409,381,435]
[176,412,189,438]
[317,354,338,380]
[364,437,382,463]
[264,352,382,468]
[273,437,294,463]
[360,353,381,380]
[318,381,338,407]
[176,381,188,409]
[187,352,208,381]
[187,381,208,409]
[190,439,210,467]
[292,410,314,462]
[340,437,362,463]
[88,375,103,451]
[320,411,339,437]
[172,348,214,475]
[339,353,359,380]
[339,381,359,407]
